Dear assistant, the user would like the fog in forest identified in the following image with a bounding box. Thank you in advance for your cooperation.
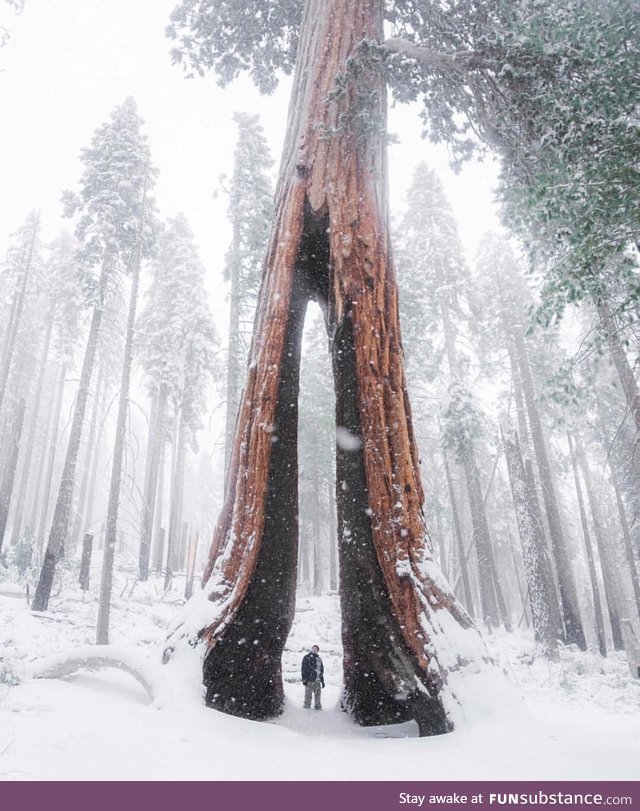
[1,0,639,784]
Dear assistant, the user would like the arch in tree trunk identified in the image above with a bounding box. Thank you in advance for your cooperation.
[169,0,480,736]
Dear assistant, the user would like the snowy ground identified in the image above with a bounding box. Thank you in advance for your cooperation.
[1,565,639,781]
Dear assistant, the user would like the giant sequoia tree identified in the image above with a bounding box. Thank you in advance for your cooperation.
[166,0,497,735]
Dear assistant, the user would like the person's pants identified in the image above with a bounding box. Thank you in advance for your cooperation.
[304,680,322,709]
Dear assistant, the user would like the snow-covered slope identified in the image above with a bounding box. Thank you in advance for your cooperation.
[1,575,639,781]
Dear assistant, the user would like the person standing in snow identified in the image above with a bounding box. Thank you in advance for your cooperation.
[301,645,324,710]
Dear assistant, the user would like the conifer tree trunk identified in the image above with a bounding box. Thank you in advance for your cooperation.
[152,445,166,573]
[512,326,587,649]
[36,362,66,550]
[165,412,186,588]
[97,187,146,644]
[605,446,640,616]
[506,324,563,637]
[502,423,558,658]
[32,258,110,612]
[574,439,624,651]
[567,432,607,656]
[444,454,475,616]
[0,398,26,555]
[597,300,640,433]
[69,369,104,555]
[9,312,54,547]
[176,0,478,735]
[139,384,167,580]
[441,294,505,627]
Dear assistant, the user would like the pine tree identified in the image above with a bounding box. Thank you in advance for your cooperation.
[395,164,509,631]
[137,214,218,581]
[475,233,585,650]
[8,233,85,550]
[223,112,273,478]
[96,163,159,645]
[32,97,156,612]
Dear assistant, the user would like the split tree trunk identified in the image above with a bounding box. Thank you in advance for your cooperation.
[174,0,479,736]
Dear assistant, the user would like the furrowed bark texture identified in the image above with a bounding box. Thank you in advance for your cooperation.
[191,0,475,734]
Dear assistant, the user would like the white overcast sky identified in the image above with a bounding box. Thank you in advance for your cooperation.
[0,0,502,331]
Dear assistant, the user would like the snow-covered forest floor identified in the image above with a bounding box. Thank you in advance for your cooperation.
[1,564,639,781]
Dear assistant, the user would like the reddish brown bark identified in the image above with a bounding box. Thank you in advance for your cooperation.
[185,0,476,734]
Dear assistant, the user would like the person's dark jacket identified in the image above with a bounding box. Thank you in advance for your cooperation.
[301,651,325,687]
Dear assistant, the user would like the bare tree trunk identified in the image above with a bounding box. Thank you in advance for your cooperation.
[32,256,110,612]
[35,362,67,551]
[139,383,167,580]
[96,185,146,644]
[512,326,586,649]
[574,438,624,651]
[0,398,26,555]
[502,422,558,658]
[9,313,54,548]
[567,432,607,655]
[177,0,477,735]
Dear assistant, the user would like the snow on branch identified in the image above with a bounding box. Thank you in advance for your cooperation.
[384,38,495,74]
[29,645,170,708]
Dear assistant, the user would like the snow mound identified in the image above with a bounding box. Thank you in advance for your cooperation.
[28,645,171,708]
